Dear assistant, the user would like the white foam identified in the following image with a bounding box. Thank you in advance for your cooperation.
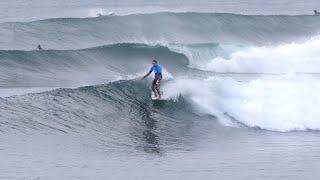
[196,36,320,74]
[168,43,242,69]
[88,8,115,17]
[163,76,320,132]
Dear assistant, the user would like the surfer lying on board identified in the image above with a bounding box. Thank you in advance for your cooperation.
[142,59,163,99]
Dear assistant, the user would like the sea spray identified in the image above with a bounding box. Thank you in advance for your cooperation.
[163,76,320,131]
[200,36,320,74]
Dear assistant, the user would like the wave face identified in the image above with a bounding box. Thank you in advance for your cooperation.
[0,43,188,88]
[0,80,203,152]
[1,13,320,50]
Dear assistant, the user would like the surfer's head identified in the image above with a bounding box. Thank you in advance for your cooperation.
[152,59,158,65]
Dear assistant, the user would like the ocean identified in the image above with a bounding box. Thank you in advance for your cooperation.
[1,0,320,179]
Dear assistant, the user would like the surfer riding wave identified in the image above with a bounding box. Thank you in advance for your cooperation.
[142,59,163,99]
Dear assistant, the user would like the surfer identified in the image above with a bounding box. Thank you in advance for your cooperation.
[314,9,320,15]
[142,60,163,99]
[37,44,43,50]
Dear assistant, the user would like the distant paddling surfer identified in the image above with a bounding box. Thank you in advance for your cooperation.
[37,44,43,50]
[142,60,163,99]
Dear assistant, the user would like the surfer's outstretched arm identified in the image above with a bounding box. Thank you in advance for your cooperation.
[141,70,152,80]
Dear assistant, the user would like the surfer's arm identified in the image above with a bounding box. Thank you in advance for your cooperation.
[141,70,152,80]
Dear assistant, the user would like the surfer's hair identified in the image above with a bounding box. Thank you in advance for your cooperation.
[152,59,158,63]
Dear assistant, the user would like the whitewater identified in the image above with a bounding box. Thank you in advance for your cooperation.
[1,0,320,180]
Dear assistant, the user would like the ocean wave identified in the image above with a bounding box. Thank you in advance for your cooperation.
[2,37,320,90]
[1,37,320,133]
[196,36,320,74]
[1,12,320,50]
[0,79,202,151]
[2,75,319,133]
[0,43,188,88]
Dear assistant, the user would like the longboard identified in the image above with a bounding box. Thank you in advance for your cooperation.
[151,92,165,101]
[151,97,166,101]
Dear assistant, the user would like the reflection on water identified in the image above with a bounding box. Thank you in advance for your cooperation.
[141,105,160,153]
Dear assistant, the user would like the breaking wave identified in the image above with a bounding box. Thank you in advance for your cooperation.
[163,76,320,132]
[1,12,320,50]
[196,36,320,74]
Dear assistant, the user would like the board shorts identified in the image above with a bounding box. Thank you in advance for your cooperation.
[152,74,162,86]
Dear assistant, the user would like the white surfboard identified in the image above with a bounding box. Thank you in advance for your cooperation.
[151,92,165,101]
[151,97,166,101]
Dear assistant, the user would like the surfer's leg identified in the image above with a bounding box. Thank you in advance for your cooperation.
[152,85,158,97]
[156,79,161,99]
[152,79,158,98]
